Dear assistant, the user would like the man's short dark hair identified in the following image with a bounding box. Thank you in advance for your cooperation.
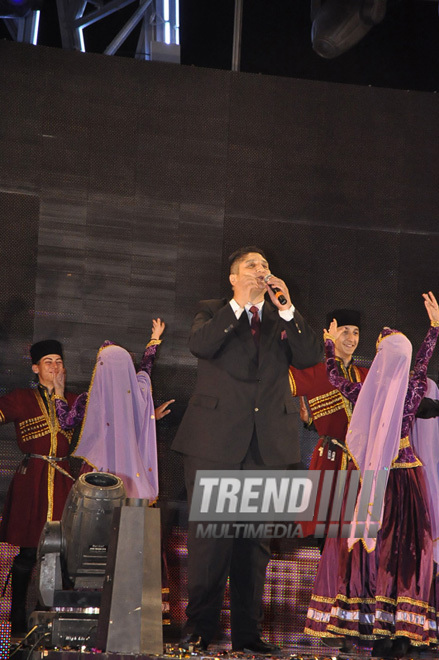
[228,246,267,273]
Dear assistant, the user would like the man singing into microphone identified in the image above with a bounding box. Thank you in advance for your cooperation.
[172,246,322,653]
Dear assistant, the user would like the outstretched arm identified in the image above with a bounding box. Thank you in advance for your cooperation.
[139,318,175,421]
[325,319,362,403]
[140,318,165,376]
[411,293,439,383]
[406,292,439,414]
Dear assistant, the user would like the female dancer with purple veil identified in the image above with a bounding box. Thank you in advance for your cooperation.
[53,319,173,499]
[304,291,439,658]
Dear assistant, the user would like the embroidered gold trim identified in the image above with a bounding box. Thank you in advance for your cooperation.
[352,365,363,383]
[74,346,104,455]
[376,595,429,608]
[327,630,359,640]
[49,391,58,521]
[376,330,403,349]
[389,435,423,468]
[358,534,382,553]
[19,415,49,442]
[333,594,375,605]
[326,624,376,640]
[377,595,397,605]
[0,409,5,423]
[376,630,424,643]
[395,596,430,607]
[47,462,55,521]
[345,432,360,471]
[20,415,47,430]
[399,435,410,449]
[310,595,338,604]
[409,638,437,648]
[308,389,350,420]
[391,458,423,469]
[34,389,62,522]
[288,370,297,396]
[303,627,323,638]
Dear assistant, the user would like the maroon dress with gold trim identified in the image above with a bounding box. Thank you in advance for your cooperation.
[289,360,368,537]
[0,387,78,548]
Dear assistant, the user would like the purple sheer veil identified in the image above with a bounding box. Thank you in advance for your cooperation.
[73,344,158,500]
[347,331,412,551]
[411,378,439,564]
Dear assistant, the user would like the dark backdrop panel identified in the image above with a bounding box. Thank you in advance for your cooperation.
[0,192,38,643]
[225,75,439,232]
[1,39,439,645]
[0,192,39,508]
[0,192,39,387]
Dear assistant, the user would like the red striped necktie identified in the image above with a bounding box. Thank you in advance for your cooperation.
[249,305,261,346]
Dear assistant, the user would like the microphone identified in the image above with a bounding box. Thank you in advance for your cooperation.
[264,274,288,306]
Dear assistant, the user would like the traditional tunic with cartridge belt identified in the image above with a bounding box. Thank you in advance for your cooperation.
[289,357,368,537]
[0,385,80,547]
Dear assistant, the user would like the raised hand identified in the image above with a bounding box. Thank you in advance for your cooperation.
[151,318,166,340]
[232,272,266,307]
[264,274,292,310]
[53,367,66,397]
[324,318,344,342]
[423,291,439,325]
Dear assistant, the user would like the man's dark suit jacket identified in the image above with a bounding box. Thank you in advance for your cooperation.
[172,297,322,466]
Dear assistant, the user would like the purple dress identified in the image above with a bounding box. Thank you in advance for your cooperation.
[304,326,439,647]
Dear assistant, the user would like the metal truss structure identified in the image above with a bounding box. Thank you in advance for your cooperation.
[0,2,40,45]
[1,0,436,71]
[0,0,180,62]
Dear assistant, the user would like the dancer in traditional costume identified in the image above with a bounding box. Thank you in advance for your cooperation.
[0,340,81,636]
[304,291,439,657]
[289,308,368,539]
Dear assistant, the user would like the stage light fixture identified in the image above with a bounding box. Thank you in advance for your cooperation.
[311,0,387,59]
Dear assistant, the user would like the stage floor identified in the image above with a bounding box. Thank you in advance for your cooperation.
[8,638,439,660]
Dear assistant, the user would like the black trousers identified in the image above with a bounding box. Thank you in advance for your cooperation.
[184,432,302,647]
[10,547,37,634]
